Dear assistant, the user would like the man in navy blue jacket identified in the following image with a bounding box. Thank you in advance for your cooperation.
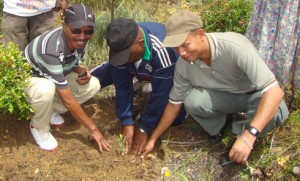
[91,18,186,154]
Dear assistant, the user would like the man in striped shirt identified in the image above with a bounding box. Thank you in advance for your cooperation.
[91,18,187,155]
[24,4,111,152]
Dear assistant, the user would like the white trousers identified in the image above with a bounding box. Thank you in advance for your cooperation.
[24,72,100,131]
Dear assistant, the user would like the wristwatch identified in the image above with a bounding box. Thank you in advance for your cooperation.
[247,125,260,137]
[139,127,146,133]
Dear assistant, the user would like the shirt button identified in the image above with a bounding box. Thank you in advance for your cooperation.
[212,71,215,74]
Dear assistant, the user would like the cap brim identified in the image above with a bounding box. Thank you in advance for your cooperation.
[109,46,131,66]
[162,32,190,47]
[69,20,95,29]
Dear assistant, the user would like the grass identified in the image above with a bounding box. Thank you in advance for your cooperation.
[157,118,217,180]
[158,110,300,180]
[80,0,300,178]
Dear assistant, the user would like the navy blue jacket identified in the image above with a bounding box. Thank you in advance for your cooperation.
[91,22,186,132]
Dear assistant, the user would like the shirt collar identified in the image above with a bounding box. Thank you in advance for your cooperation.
[141,29,151,61]
[205,33,217,61]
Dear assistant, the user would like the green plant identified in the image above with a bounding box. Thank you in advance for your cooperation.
[117,134,126,155]
[238,109,300,179]
[283,83,300,112]
[84,2,156,69]
[0,41,33,120]
[200,0,254,34]
[84,11,111,68]
[0,0,2,33]
[221,131,235,147]
[71,0,106,11]
[0,0,2,16]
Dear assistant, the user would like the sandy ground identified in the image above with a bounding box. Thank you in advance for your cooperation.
[0,94,246,180]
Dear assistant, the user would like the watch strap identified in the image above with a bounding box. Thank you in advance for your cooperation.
[247,125,260,137]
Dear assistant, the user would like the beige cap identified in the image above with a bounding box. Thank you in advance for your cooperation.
[162,10,203,47]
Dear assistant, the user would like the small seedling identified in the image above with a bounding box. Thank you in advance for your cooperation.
[117,134,126,156]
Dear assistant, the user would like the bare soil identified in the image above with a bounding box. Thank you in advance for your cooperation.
[0,92,249,180]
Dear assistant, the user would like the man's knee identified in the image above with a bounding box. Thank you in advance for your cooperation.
[89,76,101,95]
[28,80,56,103]
[184,95,215,118]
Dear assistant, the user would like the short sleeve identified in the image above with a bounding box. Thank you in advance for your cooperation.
[237,43,276,90]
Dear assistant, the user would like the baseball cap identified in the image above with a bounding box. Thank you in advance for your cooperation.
[106,18,138,66]
[162,10,203,47]
[64,3,95,29]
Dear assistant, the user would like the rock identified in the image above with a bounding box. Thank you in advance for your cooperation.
[293,166,300,176]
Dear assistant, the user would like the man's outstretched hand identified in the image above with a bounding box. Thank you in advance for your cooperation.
[140,139,156,159]
[123,125,135,153]
[130,127,148,156]
[90,128,111,152]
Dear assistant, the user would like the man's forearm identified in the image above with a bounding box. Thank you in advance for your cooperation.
[56,87,97,132]
[248,84,284,133]
[149,102,182,142]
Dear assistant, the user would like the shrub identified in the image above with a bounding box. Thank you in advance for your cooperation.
[84,2,156,68]
[199,0,254,34]
[0,0,2,16]
[0,41,33,120]
[0,0,2,33]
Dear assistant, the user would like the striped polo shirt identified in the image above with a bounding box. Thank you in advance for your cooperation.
[24,27,85,87]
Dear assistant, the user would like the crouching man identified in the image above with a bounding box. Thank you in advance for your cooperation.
[24,4,111,152]
[142,10,289,164]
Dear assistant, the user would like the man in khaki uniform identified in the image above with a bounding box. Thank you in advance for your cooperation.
[141,10,289,165]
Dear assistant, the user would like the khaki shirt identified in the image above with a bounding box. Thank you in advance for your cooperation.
[169,32,276,103]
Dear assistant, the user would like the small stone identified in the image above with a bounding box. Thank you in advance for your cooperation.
[34,168,39,174]
[145,153,156,160]
[293,166,300,176]
[161,167,169,175]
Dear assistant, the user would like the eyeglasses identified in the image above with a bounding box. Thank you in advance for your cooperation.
[67,24,94,35]
[71,28,94,35]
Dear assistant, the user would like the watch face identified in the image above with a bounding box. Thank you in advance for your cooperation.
[248,126,259,137]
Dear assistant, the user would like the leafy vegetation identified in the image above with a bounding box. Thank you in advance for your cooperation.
[0,41,33,120]
[0,0,2,15]
[117,134,126,155]
[241,110,300,180]
[200,0,253,34]
[84,0,254,69]
[0,0,2,33]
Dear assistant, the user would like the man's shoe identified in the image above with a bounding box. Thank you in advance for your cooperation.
[50,112,65,127]
[30,123,58,151]
[208,113,234,144]
[219,151,232,166]
[207,134,221,144]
